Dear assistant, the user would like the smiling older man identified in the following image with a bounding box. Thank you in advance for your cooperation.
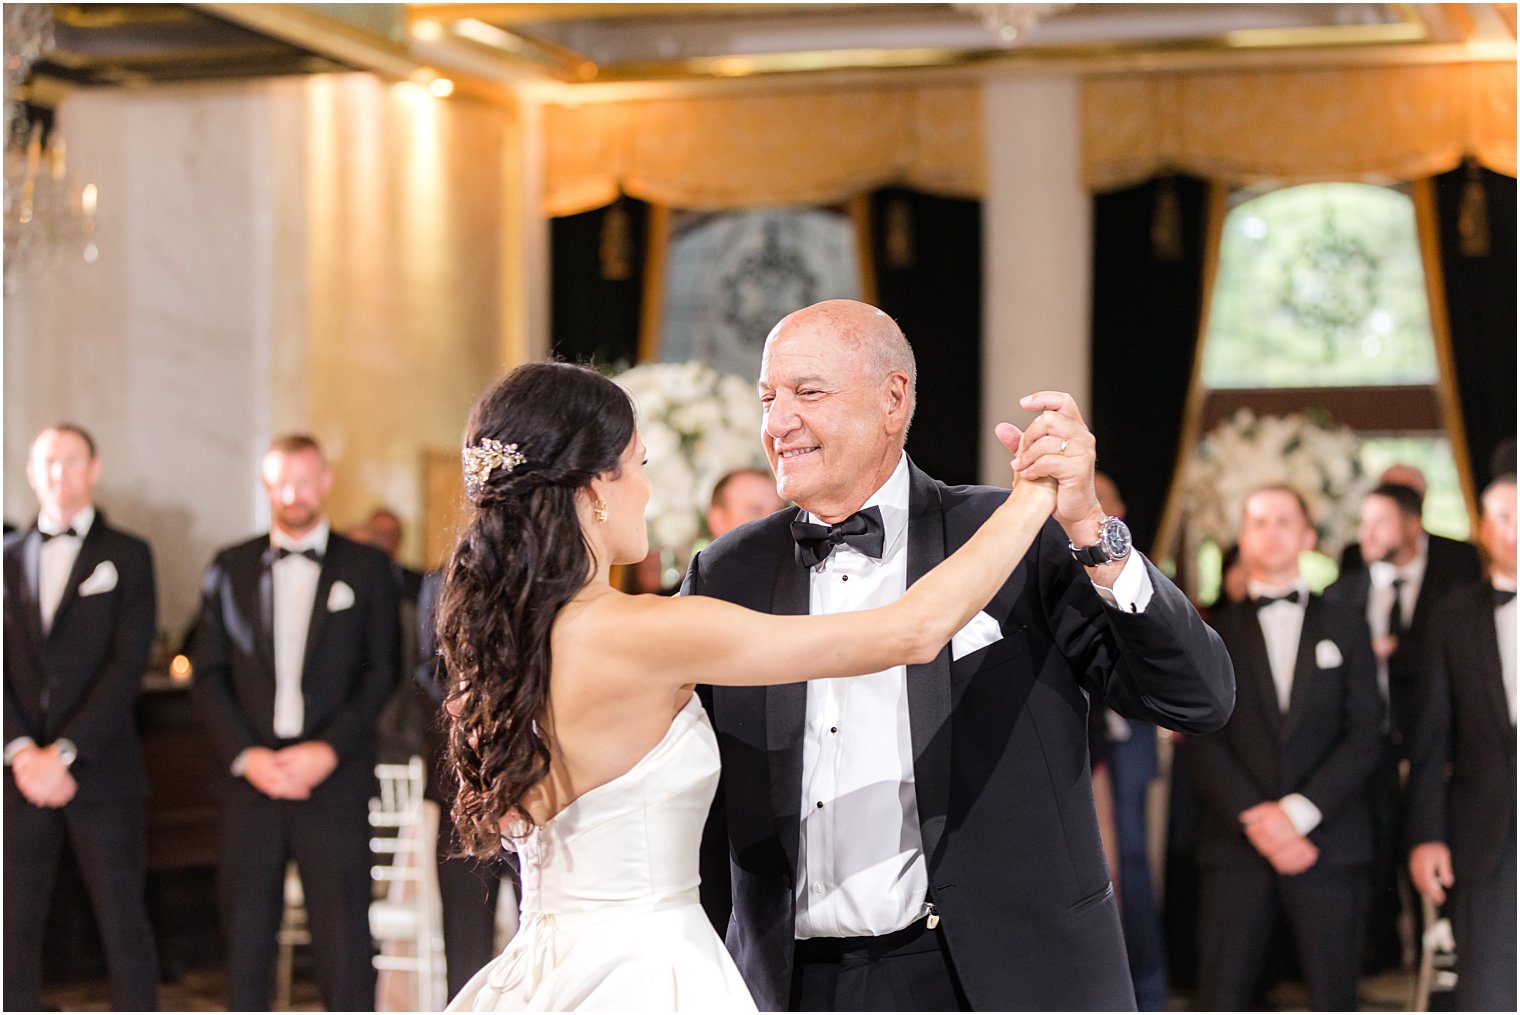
[684,299,1234,1011]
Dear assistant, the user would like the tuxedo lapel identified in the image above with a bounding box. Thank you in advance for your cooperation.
[904,461,952,867]
[1233,608,1284,740]
[1470,600,1512,741]
[301,542,341,686]
[766,514,810,876]
[1281,598,1321,743]
[255,545,277,676]
[16,529,47,664]
[45,517,108,643]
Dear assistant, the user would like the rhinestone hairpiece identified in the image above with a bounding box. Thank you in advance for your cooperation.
[462,437,526,498]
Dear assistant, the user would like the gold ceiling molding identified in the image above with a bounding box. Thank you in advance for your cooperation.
[1083,60,1517,191]
[542,84,983,216]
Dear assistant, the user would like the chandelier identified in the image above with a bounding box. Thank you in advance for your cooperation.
[4,3,95,291]
[953,3,1074,46]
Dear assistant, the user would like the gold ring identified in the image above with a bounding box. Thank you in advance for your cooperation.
[1059,439,1070,456]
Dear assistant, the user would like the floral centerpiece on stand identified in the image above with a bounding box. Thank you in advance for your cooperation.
[1182,407,1367,561]
[614,360,770,578]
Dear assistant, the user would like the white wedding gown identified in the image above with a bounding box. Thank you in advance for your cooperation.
[446,693,757,1012]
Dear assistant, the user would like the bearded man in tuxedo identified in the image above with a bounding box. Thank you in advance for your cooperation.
[193,434,398,1010]
[4,424,161,1011]
[684,299,1234,1011]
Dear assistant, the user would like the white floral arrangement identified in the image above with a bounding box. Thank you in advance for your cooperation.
[1182,408,1367,555]
[614,361,769,561]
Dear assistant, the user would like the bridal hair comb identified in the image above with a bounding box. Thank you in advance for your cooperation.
[462,437,527,498]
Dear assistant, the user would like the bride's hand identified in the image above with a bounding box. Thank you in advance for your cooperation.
[995,423,1059,509]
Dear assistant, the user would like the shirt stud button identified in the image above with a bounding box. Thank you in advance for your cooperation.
[813,882,825,895]
[816,800,824,809]
[829,726,838,734]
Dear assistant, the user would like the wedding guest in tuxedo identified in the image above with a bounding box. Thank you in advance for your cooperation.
[1326,482,1482,970]
[354,506,429,764]
[708,468,786,539]
[3,424,161,1011]
[362,506,426,602]
[1186,486,1383,1011]
[416,569,515,1000]
[193,433,399,1011]
[684,299,1234,1011]
[1406,473,1517,1011]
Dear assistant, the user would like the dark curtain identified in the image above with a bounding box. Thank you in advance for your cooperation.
[870,188,984,486]
[549,198,649,368]
[1088,175,1210,554]
[1432,166,1518,489]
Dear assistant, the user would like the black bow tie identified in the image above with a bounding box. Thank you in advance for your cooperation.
[39,527,78,542]
[1495,587,1517,608]
[275,546,322,565]
[1252,589,1302,610]
[791,507,885,570]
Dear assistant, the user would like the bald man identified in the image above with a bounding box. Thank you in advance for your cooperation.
[685,300,1234,1011]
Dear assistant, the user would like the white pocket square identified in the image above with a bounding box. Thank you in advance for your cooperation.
[78,560,118,597]
[1315,639,1343,669]
[951,610,1003,661]
[327,580,355,612]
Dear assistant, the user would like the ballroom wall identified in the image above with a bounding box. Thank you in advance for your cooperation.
[3,75,524,632]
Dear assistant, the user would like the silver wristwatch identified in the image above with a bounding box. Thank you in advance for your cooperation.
[1069,516,1133,567]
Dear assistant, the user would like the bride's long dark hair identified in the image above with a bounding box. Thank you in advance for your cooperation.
[438,361,636,857]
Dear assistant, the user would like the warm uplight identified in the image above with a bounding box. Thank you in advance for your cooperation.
[411,19,442,42]
[169,654,192,681]
[429,77,455,98]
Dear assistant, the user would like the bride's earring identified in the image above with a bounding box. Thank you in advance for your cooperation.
[593,499,609,524]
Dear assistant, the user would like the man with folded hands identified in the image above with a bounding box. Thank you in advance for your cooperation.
[193,433,398,1011]
[4,423,161,1010]
[1184,485,1383,1010]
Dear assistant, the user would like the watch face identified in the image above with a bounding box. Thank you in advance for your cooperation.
[1101,517,1132,558]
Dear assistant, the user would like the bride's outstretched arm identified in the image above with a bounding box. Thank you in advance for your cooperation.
[593,425,1056,689]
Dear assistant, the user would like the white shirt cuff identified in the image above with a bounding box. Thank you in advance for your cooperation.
[4,737,38,765]
[1091,553,1153,614]
[231,748,251,778]
[1279,793,1323,836]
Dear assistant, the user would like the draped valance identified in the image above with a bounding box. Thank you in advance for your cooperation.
[1083,60,1517,192]
[542,84,985,216]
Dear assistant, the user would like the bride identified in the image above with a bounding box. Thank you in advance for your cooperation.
[439,362,1055,1012]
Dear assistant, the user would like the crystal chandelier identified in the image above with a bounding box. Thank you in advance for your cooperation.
[4,3,95,291]
[953,3,1074,46]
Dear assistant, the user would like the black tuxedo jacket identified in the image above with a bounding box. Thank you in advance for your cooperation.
[1327,535,1482,740]
[192,531,399,783]
[682,460,1235,1011]
[1186,596,1383,868]
[1406,584,1516,882]
[3,514,157,804]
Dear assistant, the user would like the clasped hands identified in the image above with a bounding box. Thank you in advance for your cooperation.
[1239,801,1319,876]
[243,741,339,800]
[11,743,77,809]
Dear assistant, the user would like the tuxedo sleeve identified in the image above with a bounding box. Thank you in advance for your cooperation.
[192,552,261,768]
[312,553,399,761]
[1036,520,1234,735]
[1405,609,1454,848]
[54,537,157,765]
[1182,726,1269,824]
[1290,619,1384,817]
[3,673,35,751]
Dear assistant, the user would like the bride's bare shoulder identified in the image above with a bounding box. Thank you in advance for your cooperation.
[554,587,684,650]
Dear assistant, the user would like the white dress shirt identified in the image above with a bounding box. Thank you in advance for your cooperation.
[38,506,95,635]
[794,454,1155,938]
[270,521,329,739]
[1248,576,1322,835]
[1494,575,1517,726]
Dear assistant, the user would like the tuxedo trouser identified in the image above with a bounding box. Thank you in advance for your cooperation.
[1197,858,1366,1011]
[218,776,374,1011]
[1452,812,1517,1012]
[435,803,515,999]
[789,915,971,1012]
[3,785,161,1011]
[1110,727,1168,1010]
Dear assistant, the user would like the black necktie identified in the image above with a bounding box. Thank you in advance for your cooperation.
[1251,589,1302,610]
[791,507,886,570]
[39,527,78,542]
[276,546,322,565]
[1494,587,1517,609]
[1388,577,1407,639]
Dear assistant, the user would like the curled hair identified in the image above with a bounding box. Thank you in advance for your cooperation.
[437,362,635,857]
